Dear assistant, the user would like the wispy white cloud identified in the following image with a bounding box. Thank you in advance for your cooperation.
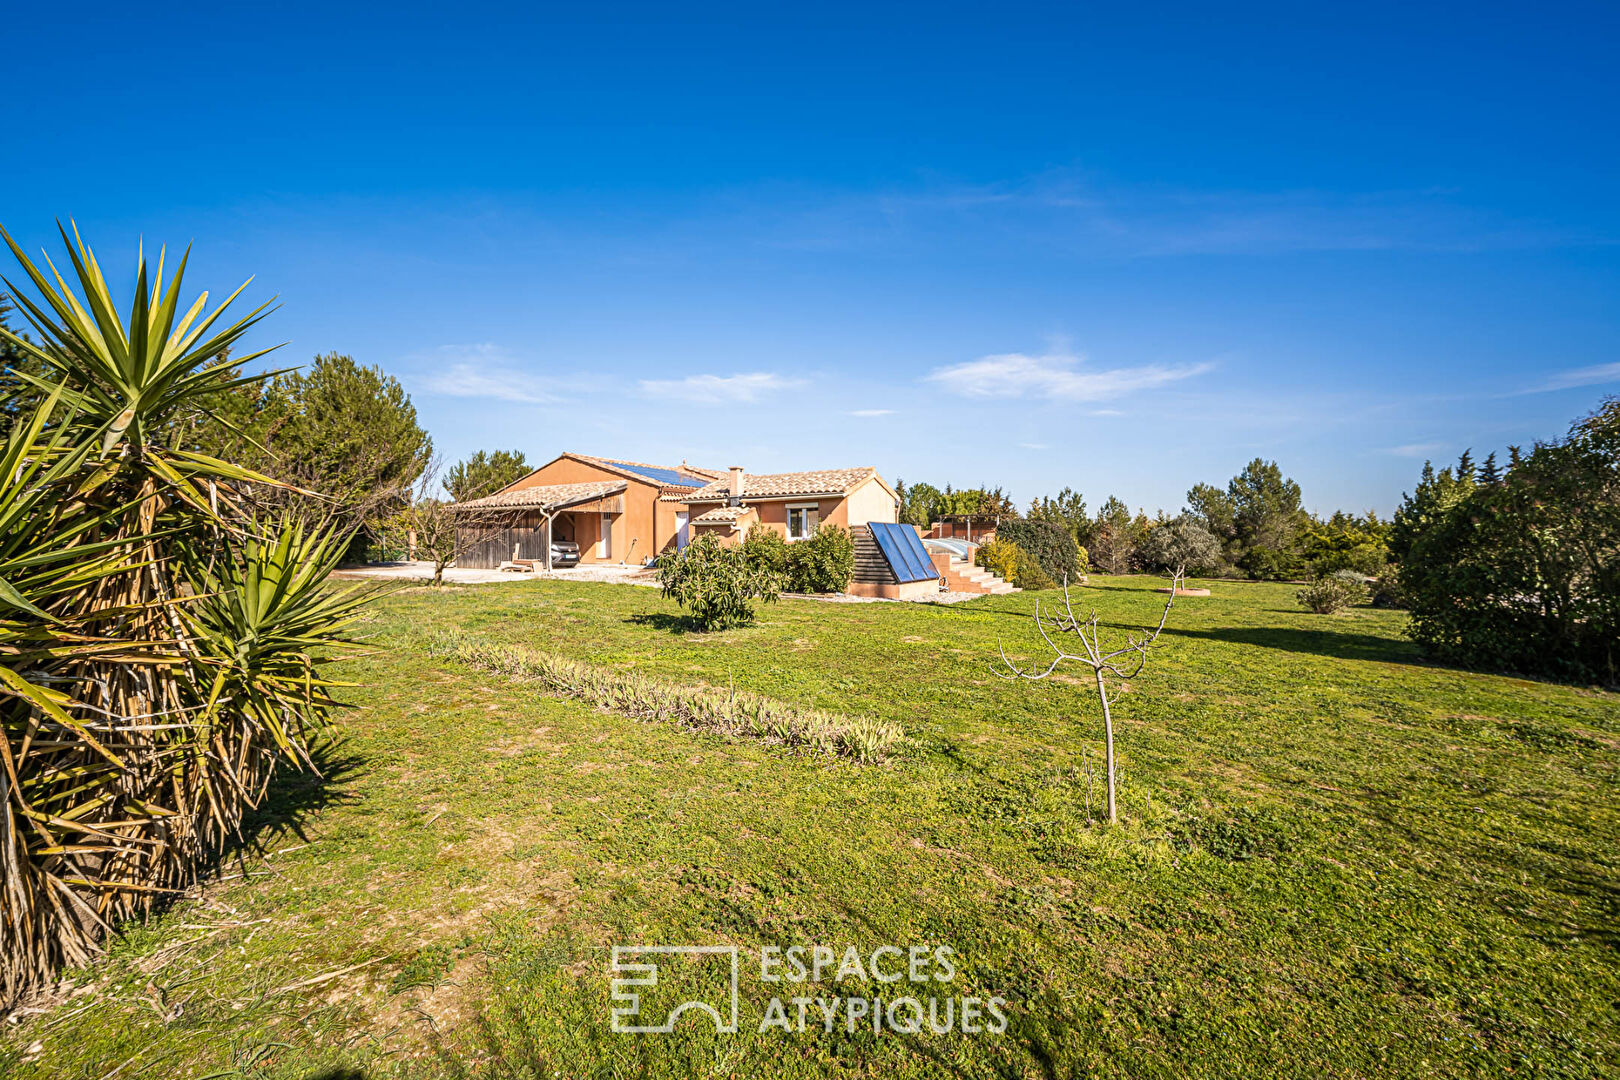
[417,345,561,404]
[927,351,1211,402]
[734,170,1606,260]
[1520,361,1620,394]
[1384,442,1446,458]
[848,408,895,418]
[1088,408,1125,417]
[639,372,806,404]
[1018,441,1050,450]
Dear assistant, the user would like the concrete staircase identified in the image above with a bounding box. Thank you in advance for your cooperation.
[933,552,1019,595]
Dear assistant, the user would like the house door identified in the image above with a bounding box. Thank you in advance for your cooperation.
[675,511,689,549]
[597,513,611,560]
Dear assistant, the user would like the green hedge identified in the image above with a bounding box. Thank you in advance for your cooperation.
[994,519,1084,585]
[742,523,855,593]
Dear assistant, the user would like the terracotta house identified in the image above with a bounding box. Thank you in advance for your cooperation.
[450,456,901,569]
[449,453,720,569]
[668,466,900,545]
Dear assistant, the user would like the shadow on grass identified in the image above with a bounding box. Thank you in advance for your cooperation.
[918,602,1035,622]
[1163,625,1424,665]
[626,612,716,635]
[211,737,366,875]
[1364,803,1620,954]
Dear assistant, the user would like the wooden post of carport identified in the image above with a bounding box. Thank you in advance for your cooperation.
[541,508,554,570]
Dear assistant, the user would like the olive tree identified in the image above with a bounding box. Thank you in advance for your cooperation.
[1138,515,1221,575]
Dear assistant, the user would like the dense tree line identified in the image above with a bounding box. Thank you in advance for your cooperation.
[894,481,1016,527]
[1393,399,1617,684]
[1020,460,1393,583]
[900,465,1376,583]
[916,397,1615,684]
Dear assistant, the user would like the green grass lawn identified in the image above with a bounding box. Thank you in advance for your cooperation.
[4,576,1616,1079]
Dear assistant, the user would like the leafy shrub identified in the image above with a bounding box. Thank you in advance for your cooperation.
[1397,399,1618,682]
[1137,515,1222,574]
[1369,573,1406,609]
[786,523,855,593]
[1013,556,1057,591]
[1238,545,1311,581]
[655,533,781,629]
[976,538,1056,589]
[741,524,790,576]
[1298,512,1392,579]
[975,538,1021,582]
[997,519,1085,584]
[1296,575,1369,614]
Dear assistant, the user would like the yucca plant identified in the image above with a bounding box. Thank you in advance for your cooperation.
[182,519,374,774]
[0,224,372,1006]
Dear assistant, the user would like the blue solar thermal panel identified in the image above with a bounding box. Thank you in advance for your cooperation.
[869,522,937,584]
[611,462,704,487]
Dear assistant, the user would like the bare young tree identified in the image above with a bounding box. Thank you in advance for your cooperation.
[993,568,1184,824]
[392,459,520,584]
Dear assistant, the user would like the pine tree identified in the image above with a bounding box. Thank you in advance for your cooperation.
[444,449,530,501]
[1456,448,1475,481]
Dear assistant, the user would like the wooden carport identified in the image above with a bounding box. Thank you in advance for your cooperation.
[447,480,627,570]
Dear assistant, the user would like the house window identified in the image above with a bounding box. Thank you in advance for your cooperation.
[786,503,819,540]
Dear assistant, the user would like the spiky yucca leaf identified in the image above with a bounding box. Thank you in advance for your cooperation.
[183,519,376,769]
[0,227,373,1006]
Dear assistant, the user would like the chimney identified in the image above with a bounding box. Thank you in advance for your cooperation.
[729,466,744,498]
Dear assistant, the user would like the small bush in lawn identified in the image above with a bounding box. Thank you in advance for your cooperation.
[656,533,781,629]
[1297,574,1370,614]
[785,523,855,593]
[1369,572,1406,609]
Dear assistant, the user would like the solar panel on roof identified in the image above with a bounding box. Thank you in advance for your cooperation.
[610,462,703,487]
[868,522,938,584]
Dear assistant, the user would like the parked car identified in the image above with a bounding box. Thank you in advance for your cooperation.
[549,540,580,568]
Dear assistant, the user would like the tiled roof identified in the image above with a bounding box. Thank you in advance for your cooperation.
[670,466,880,503]
[691,505,755,524]
[450,480,625,512]
[570,453,717,489]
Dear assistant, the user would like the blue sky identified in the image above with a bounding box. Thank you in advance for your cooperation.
[3,1,1616,515]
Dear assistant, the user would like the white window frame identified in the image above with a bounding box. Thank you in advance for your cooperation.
[785,502,820,541]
